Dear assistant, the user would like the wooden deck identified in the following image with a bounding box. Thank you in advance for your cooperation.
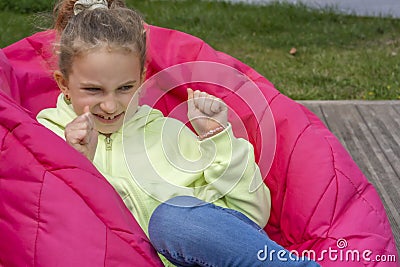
[299,100,400,255]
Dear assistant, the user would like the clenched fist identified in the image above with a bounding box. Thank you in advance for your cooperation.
[187,88,228,137]
[65,105,98,161]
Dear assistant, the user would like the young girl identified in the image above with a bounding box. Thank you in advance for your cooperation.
[37,0,319,266]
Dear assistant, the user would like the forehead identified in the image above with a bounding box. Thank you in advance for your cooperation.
[70,47,141,79]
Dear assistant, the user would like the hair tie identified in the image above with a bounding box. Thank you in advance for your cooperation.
[74,0,108,15]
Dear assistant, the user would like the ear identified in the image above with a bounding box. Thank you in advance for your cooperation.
[54,70,69,96]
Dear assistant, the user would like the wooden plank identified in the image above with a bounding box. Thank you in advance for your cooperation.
[357,104,400,178]
[393,104,400,119]
[318,103,356,152]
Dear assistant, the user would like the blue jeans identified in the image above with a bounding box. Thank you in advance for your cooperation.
[148,196,320,267]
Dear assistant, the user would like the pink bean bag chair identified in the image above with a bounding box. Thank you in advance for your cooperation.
[0,47,163,266]
[0,26,398,266]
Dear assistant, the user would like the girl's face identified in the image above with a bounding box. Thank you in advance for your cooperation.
[55,47,145,135]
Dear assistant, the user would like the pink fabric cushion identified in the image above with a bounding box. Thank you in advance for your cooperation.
[0,47,162,266]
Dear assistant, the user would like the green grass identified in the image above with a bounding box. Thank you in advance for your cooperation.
[0,12,40,47]
[1,0,400,100]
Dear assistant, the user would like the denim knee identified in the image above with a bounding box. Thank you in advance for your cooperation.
[148,196,207,245]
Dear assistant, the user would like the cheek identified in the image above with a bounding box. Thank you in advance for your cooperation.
[71,103,84,116]
[124,94,140,118]
[122,92,140,109]
[71,98,93,116]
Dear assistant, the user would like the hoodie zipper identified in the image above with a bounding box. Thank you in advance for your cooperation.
[105,136,113,173]
[103,133,148,225]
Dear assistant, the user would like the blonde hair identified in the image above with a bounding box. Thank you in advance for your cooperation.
[53,0,146,77]
[53,0,126,33]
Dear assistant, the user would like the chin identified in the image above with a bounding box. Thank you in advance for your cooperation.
[97,125,122,136]
[102,130,118,135]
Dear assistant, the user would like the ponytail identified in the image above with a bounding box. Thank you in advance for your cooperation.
[53,0,126,33]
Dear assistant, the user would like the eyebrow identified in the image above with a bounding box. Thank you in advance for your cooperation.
[119,80,137,87]
[80,82,102,88]
[80,80,137,87]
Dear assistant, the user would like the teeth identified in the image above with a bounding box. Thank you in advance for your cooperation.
[98,114,118,120]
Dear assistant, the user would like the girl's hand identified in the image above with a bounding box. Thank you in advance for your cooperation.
[187,88,228,137]
[64,105,98,161]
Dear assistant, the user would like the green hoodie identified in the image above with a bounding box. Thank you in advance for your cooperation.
[37,94,271,264]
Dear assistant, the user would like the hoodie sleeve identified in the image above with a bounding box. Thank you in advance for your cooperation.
[36,108,67,140]
[36,94,76,140]
[177,122,271,228]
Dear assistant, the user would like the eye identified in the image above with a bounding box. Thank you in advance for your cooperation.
[83,87,101,92]
[118,85,134,92]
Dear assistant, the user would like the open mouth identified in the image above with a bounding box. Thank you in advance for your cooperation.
[94,112,124,124]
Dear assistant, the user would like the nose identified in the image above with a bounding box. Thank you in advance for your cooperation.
[100,94,118,114]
